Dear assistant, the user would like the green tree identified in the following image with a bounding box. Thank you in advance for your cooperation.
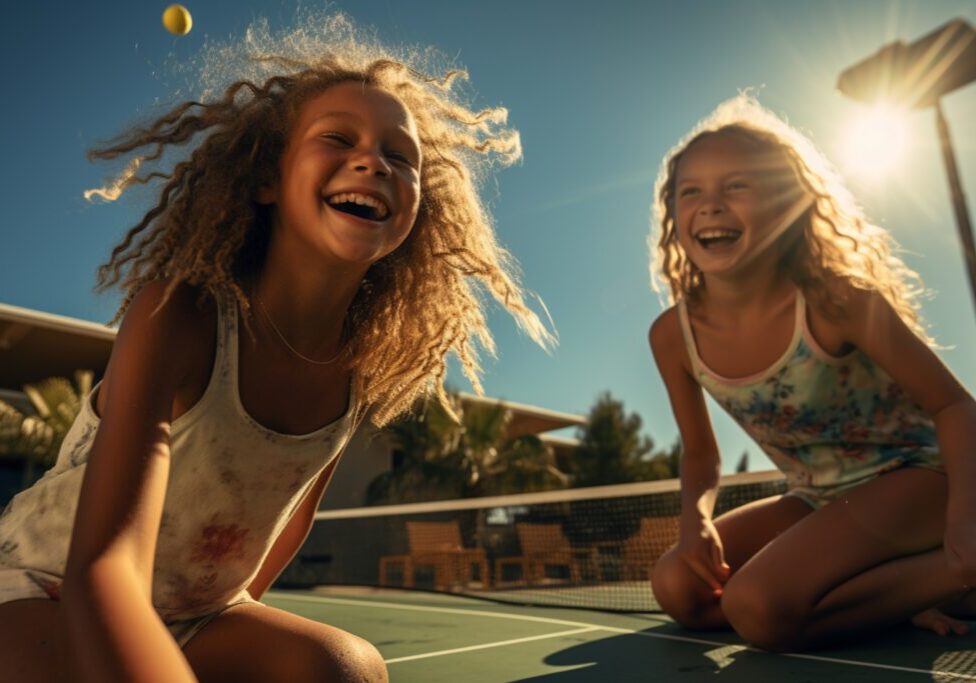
[0,370,93,486]
[571,392,659,487]
[480,433,568,496]
[367,393,568,504]
[366,395,465,504]
[645,438,682,481]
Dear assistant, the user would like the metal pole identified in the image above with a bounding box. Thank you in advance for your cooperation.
[934,100,976,320]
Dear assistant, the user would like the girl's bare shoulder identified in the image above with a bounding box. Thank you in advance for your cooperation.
[649,305,691,373]
[120,280,214,354]
[99,281,219,411]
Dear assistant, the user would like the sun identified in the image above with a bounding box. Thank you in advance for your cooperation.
[840,105,910,179]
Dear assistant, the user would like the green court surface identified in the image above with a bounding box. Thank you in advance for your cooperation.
[265,587,976,682]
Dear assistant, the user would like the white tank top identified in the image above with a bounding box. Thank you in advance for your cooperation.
[0,289,361,621]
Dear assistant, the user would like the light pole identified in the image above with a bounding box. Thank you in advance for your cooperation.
[838,18,976,320]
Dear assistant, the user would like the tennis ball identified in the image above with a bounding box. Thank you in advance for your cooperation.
[162,4,192,35]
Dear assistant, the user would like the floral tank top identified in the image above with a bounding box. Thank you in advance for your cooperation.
[677,292,940,491]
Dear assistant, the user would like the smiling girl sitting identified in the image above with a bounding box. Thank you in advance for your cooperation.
[0,14,552,682]
[648,95,976,652]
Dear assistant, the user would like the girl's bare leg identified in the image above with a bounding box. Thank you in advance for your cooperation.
[0,597,388,683]
[183,602,388,683]
[720,467,968,651]
[651,493,813,629]
[0,599,67,683]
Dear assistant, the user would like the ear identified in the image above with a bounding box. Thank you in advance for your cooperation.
[255,184,277,205]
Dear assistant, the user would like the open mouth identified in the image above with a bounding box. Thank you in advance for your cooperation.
[696,228,742,250]
[324,192,390,222]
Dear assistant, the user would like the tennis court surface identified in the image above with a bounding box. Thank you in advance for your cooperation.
[266,586,976,682]
[278,472,975,681]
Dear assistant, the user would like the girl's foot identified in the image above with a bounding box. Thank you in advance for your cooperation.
[911,607,970,636]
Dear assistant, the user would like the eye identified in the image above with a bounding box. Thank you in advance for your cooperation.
[678,186,699,198]
[726,179,749,191]
[386,150,416,168]
[320,132,352,146]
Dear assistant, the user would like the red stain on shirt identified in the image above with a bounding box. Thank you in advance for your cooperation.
[190,523,250,563]
[27,572,62,600]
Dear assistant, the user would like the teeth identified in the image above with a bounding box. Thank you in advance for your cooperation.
[326,192,389,219]
[698,229,740,240]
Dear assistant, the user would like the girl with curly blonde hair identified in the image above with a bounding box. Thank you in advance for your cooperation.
[647,95,976,651]
[0,14,552,682]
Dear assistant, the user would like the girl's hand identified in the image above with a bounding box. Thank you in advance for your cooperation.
[677,517,731,596]
[945,521,976,589]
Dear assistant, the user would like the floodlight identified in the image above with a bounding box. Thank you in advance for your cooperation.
[838,19,976,320]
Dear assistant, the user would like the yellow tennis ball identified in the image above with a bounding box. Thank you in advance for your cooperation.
[162,4,192,36]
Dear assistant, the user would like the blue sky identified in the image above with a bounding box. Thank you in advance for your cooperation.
[2,1,975,474]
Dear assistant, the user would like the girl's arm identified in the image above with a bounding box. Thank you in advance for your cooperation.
[247,458,339,600]
[61,282,202,683]
[834,286,976,585]
[649,307,729,591]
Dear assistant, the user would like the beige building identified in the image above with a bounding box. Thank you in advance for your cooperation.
[0,302,583,508]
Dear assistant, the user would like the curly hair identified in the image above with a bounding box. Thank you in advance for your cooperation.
[649,94,931,342]
[86,13,555,425]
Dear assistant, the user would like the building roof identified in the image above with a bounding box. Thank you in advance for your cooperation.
[457,392,585,437]
[0,302,114,389]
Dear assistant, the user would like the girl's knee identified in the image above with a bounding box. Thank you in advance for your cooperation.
[279,630,387,683]
[651,551,723,630]
[334,633,388,683]
[312,631,389,683]
[721,574,802,652]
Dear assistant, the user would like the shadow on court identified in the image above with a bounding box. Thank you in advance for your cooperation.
[513,622,976,682]
[266,588,976,682]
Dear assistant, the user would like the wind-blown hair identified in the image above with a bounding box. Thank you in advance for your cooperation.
[649,95,930,342]
[87,13,554,425]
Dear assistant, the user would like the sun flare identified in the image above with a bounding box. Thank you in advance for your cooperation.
[841,105,910,179]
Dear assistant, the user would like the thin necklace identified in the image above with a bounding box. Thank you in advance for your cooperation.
[255,294,343,366]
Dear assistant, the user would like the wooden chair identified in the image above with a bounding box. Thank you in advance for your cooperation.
[494,522,597,587]
[619,516,679,581]
[379,521,489,591]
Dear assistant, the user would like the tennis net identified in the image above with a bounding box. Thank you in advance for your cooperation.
[288,470,787,612]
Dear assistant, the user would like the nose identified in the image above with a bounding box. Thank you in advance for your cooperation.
[351,147,391,177]
[697,194,726,216]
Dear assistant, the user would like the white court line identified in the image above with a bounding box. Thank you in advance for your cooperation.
[384,627,600,664]
[269,593,624,628]
[267,592,976,680]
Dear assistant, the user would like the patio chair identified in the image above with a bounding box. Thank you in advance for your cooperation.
[494,522,598,587]
[379,520,489,591]
[619,516,679,581]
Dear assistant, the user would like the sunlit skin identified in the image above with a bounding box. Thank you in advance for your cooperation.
[649,132,976,652]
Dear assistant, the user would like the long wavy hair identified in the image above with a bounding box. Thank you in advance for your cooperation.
[649,95,930,342]
[87,13,554,425]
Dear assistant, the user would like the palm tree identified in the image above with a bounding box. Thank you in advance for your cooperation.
[459,402,568,497]
[0,370,93,487]
[366,395,465,504]
[481,434,568,496]
[366,393,569,504]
